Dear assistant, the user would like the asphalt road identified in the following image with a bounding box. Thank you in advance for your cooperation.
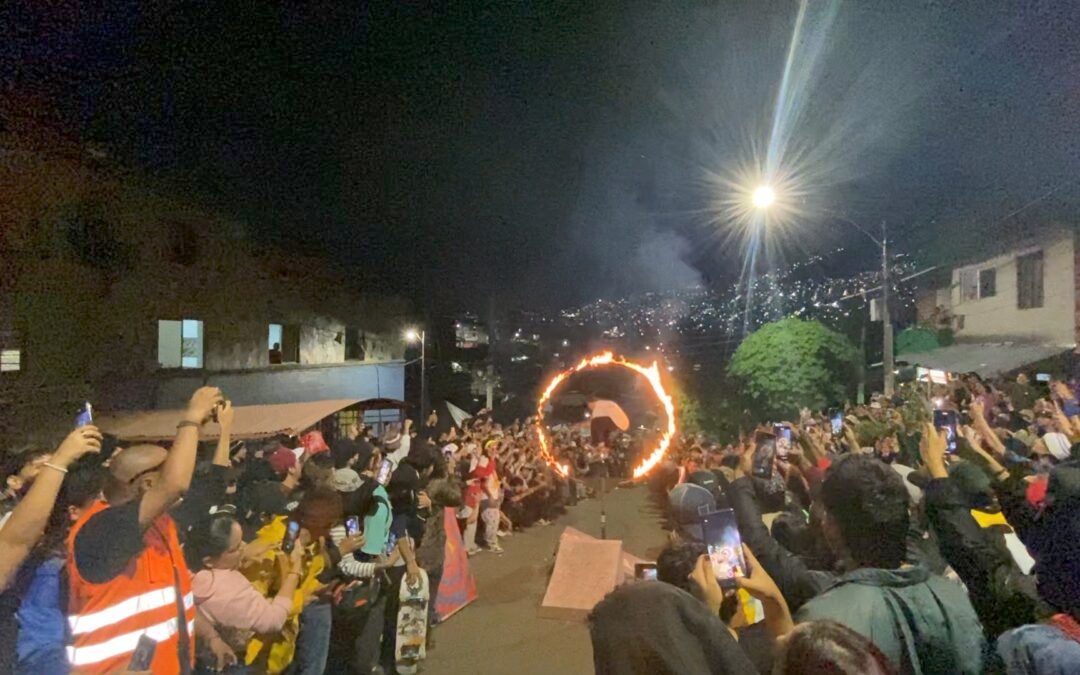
[425,484,669,675]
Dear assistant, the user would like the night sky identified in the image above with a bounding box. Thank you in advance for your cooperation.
[4,1,1079,311]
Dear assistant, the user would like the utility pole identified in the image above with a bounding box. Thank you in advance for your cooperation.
[881,222,894,397]
[485,364,494,410]
[420,329,427,423]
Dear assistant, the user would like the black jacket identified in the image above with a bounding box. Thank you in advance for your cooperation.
[923,477,1042,637]
[589,582,757,675]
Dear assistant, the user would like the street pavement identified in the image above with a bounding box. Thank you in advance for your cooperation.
[425,484,669,675]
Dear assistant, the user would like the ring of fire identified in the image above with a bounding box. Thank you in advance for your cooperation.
[534,351,677,479]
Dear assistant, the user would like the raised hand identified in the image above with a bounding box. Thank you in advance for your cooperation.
[919,423,948,478]
[54,426,103,468]
[216,399,235,430]
[186,386,224,425]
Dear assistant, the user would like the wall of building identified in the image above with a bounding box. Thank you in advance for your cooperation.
[949,232,1075,345]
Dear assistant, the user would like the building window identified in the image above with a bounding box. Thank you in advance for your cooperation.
[959,269,978,302]
[0,349,20,373]
[158,319,204,369]
[1017,250,1044,309]
[268,323,299,364]
[345,328,365,361]
[978,268,997,298]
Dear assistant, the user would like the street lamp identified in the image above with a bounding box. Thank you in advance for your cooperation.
[753,189,894,396]
[404,328,426,423]
[752,185,776,209]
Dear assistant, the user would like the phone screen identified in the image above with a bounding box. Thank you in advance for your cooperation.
[701,509,747,587]
[282,520,301,554]
[1036,373,1051,383]
[634,563,657,581]
[75,401,93,428]
[773,425,792,458]
[752,440,776,480]
[385,531,398,557]
[375,458,393,485]
[128,634,157,671]
[345,516,361,537]
[934,410,958,454]
[830,409,843,436]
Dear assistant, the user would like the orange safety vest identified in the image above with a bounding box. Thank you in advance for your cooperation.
[65,500,195,674]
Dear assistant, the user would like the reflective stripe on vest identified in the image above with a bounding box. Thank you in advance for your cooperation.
[69,586,193,635]
[65,617,195,667]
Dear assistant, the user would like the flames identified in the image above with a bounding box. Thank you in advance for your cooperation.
[534,351,677,479]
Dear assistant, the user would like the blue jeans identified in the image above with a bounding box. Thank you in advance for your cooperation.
[287,601,332,675]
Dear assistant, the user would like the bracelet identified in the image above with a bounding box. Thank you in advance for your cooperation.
[176,420,201,430]
[42,462,68,475]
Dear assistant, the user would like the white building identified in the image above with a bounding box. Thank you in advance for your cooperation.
[910,226,1077,375]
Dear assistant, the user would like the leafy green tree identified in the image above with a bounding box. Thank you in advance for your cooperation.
[728,317,857,422]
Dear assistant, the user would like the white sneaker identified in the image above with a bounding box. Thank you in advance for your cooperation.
[497,530,512,538]
[466,546,483,557]
[490,543,504,554]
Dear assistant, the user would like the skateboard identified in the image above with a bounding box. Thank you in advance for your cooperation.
[394,568,429,674]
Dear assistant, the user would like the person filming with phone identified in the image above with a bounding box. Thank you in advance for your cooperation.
[66,386,225,675]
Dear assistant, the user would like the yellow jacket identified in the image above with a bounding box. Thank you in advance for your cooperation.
[241,516,326,673]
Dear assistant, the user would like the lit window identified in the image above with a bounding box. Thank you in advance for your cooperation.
[268,323,283,350]
[0,349,20,373]
[158,319,204,369]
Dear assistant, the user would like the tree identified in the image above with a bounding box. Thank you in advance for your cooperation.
[728,317,857,422]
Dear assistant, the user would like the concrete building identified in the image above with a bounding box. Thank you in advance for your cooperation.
[0,131,410,440]
[909,226,1077,375]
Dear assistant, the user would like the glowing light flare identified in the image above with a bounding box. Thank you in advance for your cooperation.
[752,185,776,209]
[534,351,677,480]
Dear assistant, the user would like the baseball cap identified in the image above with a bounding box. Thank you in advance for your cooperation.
[383,429,402,451]
[668,483,717,542]
[268,447,298,477]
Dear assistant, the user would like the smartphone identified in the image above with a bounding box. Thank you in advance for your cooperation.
[282,519,301,554]
[345,516,361,537]
[1036,373,1051,383]
[634,562,658,581]
[75,401,93,428]
[773,425,792,459]
[128,634,157,671]
[291,447,306,461]
[934,410,958,454]
[385,531,398,557]
[375,458,393,486]
[752,440,776,480]
[701,509,748,587]
[829,409,843,437]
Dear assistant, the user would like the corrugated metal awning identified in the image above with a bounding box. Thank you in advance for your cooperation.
[97,399,361,442]
[898,343,1070,377]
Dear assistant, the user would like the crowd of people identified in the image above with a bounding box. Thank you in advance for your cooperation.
[0,392,584,675]
[1,367,1077,674]
[589,371,1080,674]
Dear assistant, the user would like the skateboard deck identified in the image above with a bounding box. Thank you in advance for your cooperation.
[394,568,429,674]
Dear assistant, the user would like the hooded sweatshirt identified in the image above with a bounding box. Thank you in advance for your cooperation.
[589,582,757,675]
[794,566,985,674]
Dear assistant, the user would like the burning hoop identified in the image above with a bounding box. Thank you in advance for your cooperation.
[535,351,677,479]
